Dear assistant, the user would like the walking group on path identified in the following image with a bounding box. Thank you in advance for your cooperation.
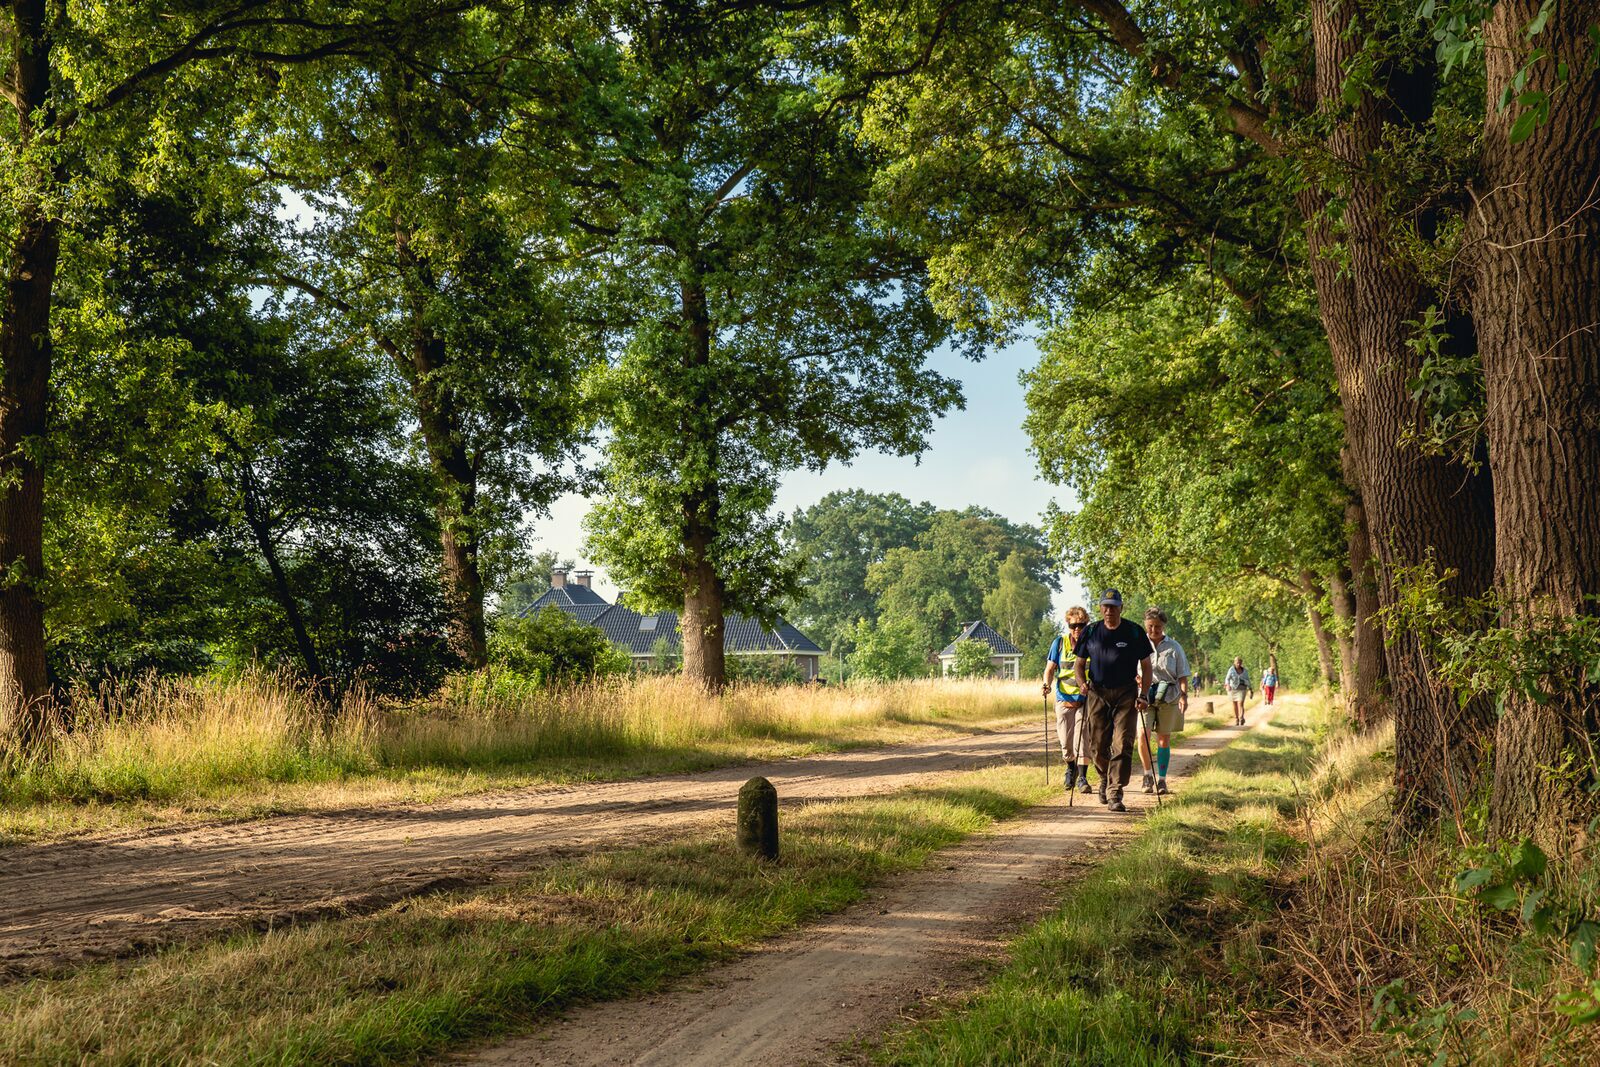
[1042,589,1279,813]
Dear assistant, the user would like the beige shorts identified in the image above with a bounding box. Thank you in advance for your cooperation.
[1141,701,1184,736]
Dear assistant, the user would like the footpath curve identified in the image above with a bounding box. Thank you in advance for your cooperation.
[2,719,1044,978]
[458,701,1278,1067]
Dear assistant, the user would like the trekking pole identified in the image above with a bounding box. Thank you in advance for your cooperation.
[1044,692,1051,786]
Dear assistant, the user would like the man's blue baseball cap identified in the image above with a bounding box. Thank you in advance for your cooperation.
[1098,589,1124,607]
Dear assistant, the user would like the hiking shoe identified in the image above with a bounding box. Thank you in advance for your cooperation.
[1156,777,1169,795]
[1064,764,1075,792]
[1097,780,1108,805]
[1108,797,1127,813]
[1141,773,1155,794]
[1077,769,1093,793]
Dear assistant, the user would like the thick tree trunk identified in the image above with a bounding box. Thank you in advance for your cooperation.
[0,0,59,753]
[1305,1,1497,826]
[1477,2,1600,850]
[678,276,727,690]
[413,370,486,670]
[680,515,727,690]
[1301,570,1338,691]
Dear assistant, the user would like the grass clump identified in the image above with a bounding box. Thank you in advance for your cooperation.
[0,763,1053,1066]
[0,673,1035,842]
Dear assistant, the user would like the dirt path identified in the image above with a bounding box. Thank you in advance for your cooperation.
[1,718,1060,979]
[456,702,1277,1067]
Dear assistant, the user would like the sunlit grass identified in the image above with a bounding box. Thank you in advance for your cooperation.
[0,673,1037,842]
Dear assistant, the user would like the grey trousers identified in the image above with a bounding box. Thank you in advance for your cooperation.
[1087,683,1139,798]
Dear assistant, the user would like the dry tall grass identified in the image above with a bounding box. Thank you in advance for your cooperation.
[1235,716,1595,1064]
[0,672,1035,840]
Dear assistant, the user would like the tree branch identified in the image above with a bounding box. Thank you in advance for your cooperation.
[263,270,405,367]
[1070,0,1283,156]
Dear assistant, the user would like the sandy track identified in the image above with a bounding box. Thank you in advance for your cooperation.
[458,704,1275,1067]
[1,721,1046,979]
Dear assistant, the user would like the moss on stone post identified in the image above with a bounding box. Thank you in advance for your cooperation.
[737,776,778,861]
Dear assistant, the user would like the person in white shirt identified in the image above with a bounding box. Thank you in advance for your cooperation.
[1136,608,1190,795]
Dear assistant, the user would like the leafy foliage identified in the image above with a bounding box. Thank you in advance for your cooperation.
[868,509,1053,657]
[570,3,963,658]
[788,491,935,653]
[847,616,927,681]
[950,638,997,679]
[488,608,630,686]
[984,551,1052,653]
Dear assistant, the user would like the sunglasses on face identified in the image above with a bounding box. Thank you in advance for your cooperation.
[1068,623,1086,631]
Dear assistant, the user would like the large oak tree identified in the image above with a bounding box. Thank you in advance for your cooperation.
[568,1,962,688]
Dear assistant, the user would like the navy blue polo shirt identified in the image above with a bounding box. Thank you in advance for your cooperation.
[1073,619,1154,688]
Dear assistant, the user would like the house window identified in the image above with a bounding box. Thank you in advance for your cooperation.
[639,616,658,632]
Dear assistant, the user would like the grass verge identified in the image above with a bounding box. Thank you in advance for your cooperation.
[876,696,1599,1065]
[874,698,1316,1065]
[0,674,1035,843]
[1,761,1058,1066]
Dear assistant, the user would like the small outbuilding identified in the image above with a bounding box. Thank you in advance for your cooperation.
[939,620,1023,680]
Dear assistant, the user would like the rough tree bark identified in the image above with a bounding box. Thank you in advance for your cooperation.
[678,275,727,690]
[1302,0,1498,825]
[0,0,60,751]
[1476,1,1600,849]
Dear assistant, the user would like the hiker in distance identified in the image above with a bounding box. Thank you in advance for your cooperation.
[1261,654,1279,709]
[1133,607,1189,796]
[1073,589,1154,813]
[1225,656,1251,726]
[1042,605,1095,793]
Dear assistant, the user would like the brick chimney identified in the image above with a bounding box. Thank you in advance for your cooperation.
[573,570,593,589]
[550,567,567,589]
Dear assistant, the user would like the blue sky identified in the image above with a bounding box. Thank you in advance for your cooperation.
[534,336,1089,615]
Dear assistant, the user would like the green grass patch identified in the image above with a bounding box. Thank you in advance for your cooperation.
[876,703,1316,1065]
[2,763,1056,1066]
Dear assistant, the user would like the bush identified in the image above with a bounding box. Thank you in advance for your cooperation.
[847,616,926,680]
[950,639,996,679]
[488,608,631,685]
[726,655,807,685]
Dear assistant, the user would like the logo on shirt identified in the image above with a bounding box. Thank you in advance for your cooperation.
[1116,642,1127,648]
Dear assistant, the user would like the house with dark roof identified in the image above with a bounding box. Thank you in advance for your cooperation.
[938,620,1023,680]
[521,568,825,679]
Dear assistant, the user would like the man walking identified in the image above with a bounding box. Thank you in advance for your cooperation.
[1074,589,1154,813]
[1042,606,1091,792]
